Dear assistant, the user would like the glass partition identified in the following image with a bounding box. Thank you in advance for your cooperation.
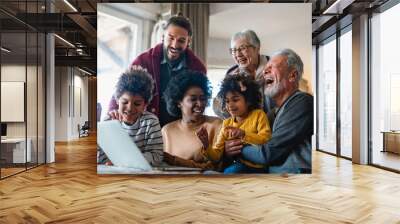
[0,1,46,179]
[27,31,38,169]
[37,32,45,165]
[0,30,27,178]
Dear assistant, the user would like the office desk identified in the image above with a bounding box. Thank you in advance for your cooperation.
[381,131,400,154]
[1,138,31,163]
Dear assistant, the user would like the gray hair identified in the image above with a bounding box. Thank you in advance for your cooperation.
[271,48,303,82]
[231,29,260,49]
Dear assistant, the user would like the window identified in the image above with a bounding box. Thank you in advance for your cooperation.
[317,36,337,154]
[316,26,353,159]
[97,8,140,121]
[339,28,352,158]
[204,67,227,116]
[370,2,400,171]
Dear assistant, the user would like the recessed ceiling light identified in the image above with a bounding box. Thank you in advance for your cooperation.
[78,67,92,76]
[323,0,354,15]
[54,34,75,48]
[63,0,78,12]
[1,47,11,53]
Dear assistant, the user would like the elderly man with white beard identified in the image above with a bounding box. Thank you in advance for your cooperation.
[223,49,313,174]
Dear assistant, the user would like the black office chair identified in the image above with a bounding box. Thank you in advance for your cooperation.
[79,121,90,138]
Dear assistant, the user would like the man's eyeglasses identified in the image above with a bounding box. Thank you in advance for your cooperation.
[229,45,253,55]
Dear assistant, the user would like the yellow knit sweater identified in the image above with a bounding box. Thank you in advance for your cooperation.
[207,109,271,168]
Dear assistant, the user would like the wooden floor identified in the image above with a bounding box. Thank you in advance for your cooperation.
[1,135,400,223]
[1,167,26,178]
[1,163,44,178]
[372,150,400,171]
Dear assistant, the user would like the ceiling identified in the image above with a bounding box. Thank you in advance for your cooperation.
[310,0,389,42]
[0,0,97,75]
[0,0,393,76]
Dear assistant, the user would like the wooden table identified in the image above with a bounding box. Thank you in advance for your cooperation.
[1,138,32,164]
[381,131,400,154]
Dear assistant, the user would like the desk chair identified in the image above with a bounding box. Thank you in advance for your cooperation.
[78,121,90,138]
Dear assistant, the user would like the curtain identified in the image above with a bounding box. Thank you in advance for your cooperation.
[171,3,209,65]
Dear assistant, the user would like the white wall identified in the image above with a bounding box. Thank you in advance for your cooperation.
[73,73,89,138]
[1,65,38,136]
[1,63,46,163]
[207,37,234,68]
[1,65,26,139]
[55,67,68,141]
[260,26,312,93]
[54,67,89,141]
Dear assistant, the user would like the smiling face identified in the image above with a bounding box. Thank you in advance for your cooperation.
[163,24,191,61]
[178,86,207,122]
[231,38,260,71]
[262,55,294,99]
[225,91,249,120]
[117,92,147,125]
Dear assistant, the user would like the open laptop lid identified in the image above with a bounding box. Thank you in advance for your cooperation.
[98,120,152,171]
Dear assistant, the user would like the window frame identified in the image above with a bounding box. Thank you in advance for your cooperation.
[315,24,353,161]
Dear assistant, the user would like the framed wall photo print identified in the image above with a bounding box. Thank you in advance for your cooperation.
[97,3,313,175]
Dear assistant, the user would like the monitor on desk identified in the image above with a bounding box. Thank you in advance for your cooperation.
[1,123,7,139]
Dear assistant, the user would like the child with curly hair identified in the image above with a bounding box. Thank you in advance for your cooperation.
[98,65,163,166]
[204,73,272,173]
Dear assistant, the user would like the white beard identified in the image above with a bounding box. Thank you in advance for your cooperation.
[264,81,283,98]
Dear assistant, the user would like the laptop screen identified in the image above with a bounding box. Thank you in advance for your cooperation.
[97,120,153,170]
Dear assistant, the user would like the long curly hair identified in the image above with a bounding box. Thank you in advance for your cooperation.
[163,70,212,117]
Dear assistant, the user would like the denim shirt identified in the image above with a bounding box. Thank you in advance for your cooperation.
[159,49,187,126]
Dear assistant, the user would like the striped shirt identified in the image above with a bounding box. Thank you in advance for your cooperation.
[98,111,163,166]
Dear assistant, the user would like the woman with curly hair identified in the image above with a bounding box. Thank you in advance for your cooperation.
[205,73,272,174]
[161,70,222,170]
[98,65,163,166]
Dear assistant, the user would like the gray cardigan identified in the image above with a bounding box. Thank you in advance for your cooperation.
[242,90,313,173]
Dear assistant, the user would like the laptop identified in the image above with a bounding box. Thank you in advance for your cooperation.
[97,120,202,173]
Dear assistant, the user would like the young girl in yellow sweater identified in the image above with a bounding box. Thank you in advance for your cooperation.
[199,73,272,173]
